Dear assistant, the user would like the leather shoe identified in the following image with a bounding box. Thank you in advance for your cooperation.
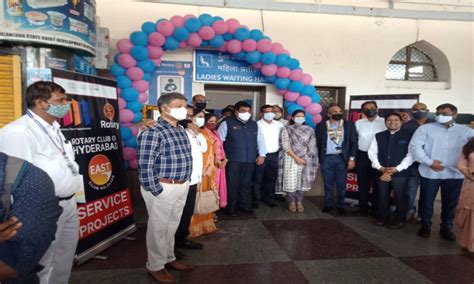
[165,260,194,271]
[440,230,456,242]
[240,208,254,214]
[148,268,175,283]
[176,239,203,250]
[417,226,431,238]
[264,201,277,208]
[388,221,403,230]
[322,207,333,213]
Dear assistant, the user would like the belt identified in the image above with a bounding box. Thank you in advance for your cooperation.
[326,153,343,156]
[267,152,279,155]
[159,178,187,184]
[58,194,75,201]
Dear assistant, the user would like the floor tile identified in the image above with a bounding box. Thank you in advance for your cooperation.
[70,268,154,284]
[262,219,389,261]
[254,199,330,220]
[215,209,257,221]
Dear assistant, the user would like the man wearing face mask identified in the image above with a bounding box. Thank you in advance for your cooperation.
[316,106,358,215]
[355,101,387,216]
[252,105,284,208]
[401,102,435,222]
[217,101,266,216]
[273,105,288,126]
[192,94,207,111]
[0,81,81,283]
[137,92,194,283]
[409,103,474,241]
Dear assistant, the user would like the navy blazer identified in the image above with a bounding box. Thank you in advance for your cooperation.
[315,120,359,164]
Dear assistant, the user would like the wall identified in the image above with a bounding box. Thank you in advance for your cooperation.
[96,0,474,114]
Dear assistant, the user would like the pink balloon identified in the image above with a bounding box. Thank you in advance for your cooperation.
[117,88,122,95]
[126,67,144,81]
[276,89,287,95]
[289,69,303,81]
[129,159,138,169]
[257,39,272,53]
[198,26,215,40]
[271,43,284,55]
[132,80,149,92]
[281,49,291,56]
[149,32,165,47]
[252,62,262,69]
[151,58,162,66]
[179,42,188,48]
[261,64,278,76]
[284,91,300,102]
[119,109,134,123]
[138,92,149,103]
[130,125,139,137]
[118,54,136,68]
[227,39,242,54]
[313,114,323,124]
[218,42,227,52]
[226,18,240,34]
[118,97,126,109]
[183,14,196,21]
[170,15,184,27]
[157,21,174,36]
[242,39,257,52]
[147,46,163,59]
[187,33,202,48]
[123,147,136,161]
[212,20,228,35]
[276,67,291,78]
[296,95,312,107]
[305,103,322,115]
[116,39,134,53]
[301,74,313,85]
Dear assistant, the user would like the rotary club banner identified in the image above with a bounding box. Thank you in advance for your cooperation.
[51,69,136,264]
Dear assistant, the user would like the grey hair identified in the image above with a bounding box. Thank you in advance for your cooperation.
[157,92,187,110]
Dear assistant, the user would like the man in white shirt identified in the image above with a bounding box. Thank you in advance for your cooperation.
[0,81,81,284]
[368,113,413,229]
[252,105,284,208]
[355,101,387,216]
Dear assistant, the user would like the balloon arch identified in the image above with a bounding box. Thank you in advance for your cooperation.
[110,14,323,169]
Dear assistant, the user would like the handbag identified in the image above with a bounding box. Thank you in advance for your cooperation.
[194,177,220,215]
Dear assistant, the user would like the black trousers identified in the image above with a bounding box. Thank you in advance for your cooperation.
[226,161,255,214]
[175,184,197,246]
[252,152,279,205]
[355,150,379,213]
[377,177,409,223]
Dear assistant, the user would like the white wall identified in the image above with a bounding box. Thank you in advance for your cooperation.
[97,0,474,114]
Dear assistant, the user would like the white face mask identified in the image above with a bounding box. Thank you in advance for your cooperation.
[294,117,306,125]
[274,113,283,120]
[238,112,251,122]
[263,112,275,121]
[169,107,187,121]
[195,117,205,128]
[435,115,453,124]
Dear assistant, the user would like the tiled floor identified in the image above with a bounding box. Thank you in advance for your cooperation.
[71,196,474,283]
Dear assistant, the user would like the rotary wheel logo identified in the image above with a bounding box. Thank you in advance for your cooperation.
[88,154,113,186]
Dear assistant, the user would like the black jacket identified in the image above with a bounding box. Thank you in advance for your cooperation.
[315,120,358,164]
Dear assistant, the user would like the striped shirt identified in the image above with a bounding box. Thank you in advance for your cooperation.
[137,119,192,196]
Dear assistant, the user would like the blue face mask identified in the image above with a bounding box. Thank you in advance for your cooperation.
[263,112,275,121]
[47,103,71,118]
[294,117,306,125]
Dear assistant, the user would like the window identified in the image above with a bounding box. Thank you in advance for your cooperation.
[385,45,437,81]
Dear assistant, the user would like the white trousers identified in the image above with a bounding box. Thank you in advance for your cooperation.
[141,182,189,271]
[38,198,79,284]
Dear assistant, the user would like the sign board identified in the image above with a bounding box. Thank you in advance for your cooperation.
[148,61,193,105]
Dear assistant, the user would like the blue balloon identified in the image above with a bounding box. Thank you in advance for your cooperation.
[143,73,152,81]
[275,78,291,90]
[120,126,132,140]
[262,36,271,40]
[223,33,233,41]
[141,21,156,35]
[209,35,224,48]
[213,16,224,21]
[261,52,277,65]
[306,116,315,128]
[234,51,246,59]
[288,81,304,92]
[249,29,264,41]
[124,136,138,148]
[199,13,214,26]
[245,51,261,64]
[117,76,132,89]
[201,40,209,47]
[130,31,148,46]
[234,27,250,41]
[173,27,190,42]
[131,46,149,61]
[284,101,296,108]
[276,54,291,67]
[110,64,125,77]
[312,93,321,103]
[265,75,277,83]
[288,59,300,70]
[163,37,179,50]
[287,104,304,116]
[113,53,120,64]
[127,101,144,113]
[137,59,155,73]
[132,112,143,123]
[122,88,139,102]
[301,85,315,96]
[184,18,201,33]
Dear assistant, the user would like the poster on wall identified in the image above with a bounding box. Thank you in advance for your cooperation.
[51,69,136,263]
[148,60,192,105]
[0,0,97,55]
[345,94,419,202]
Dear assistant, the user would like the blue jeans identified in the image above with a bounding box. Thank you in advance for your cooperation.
[406,167,420,218]
[377,177,409,222]
[419,177,463,231]
[321,155,347,208]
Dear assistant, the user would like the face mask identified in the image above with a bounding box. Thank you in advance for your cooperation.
[412,110,428,119]
[263,112,275,121]
[436,115,453,124]
[169,107,187,121]
[195,117,205,128]
[206,122,217,130]
[238,112,251,122]
[274,113,282,120]
[47,103,70,118]
[195,102,206,110]
[294,117,306,125]
[331,113,343,121]
[363,109,378,118]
